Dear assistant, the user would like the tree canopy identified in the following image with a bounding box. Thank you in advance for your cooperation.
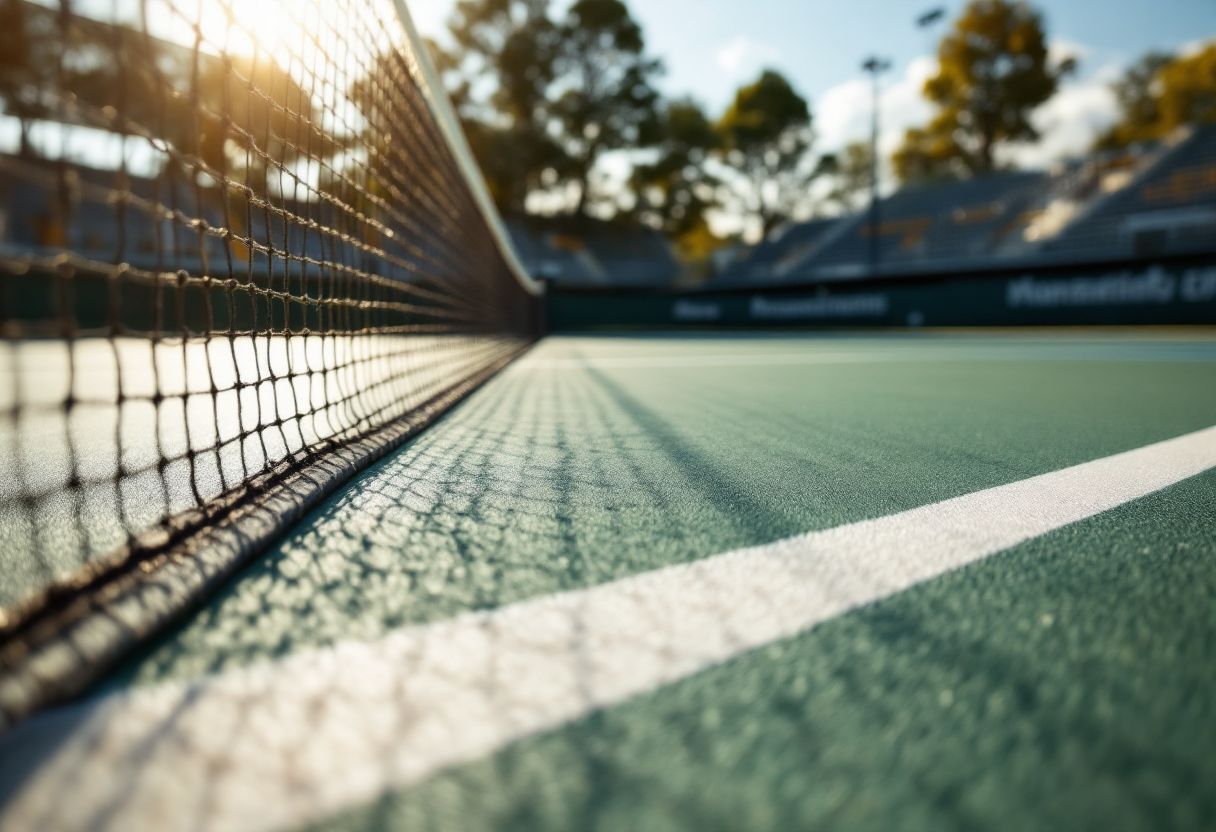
[893,0,1074,182]
[823,141,873,214]
[437,0,564,214]
[631,98,720,239]
[716,70,822,237]
[0,0,58,157]
[437,0,662,218]
[551,0,663,216]
[1096,44,1216,150]
[438,2,834,239]
[0,0,324,192]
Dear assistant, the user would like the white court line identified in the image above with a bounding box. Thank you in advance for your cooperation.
[512,348,1216,370]
[3,426,1216,832]
[513,352,877,369]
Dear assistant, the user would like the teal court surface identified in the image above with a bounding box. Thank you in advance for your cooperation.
[3,330,1216,832]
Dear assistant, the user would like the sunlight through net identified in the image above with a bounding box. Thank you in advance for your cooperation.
[0,0,539,617]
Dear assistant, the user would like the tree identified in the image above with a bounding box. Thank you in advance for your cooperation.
[1097,44,1216,149]
[631,98,720,238]
[437,0,565,213]
[0,1,322,191]
[1158,46,1216,129]
[823,141,873,214]
[716,70,824,238]
[1093,52,1175,150]
[893,0,1075,182]
[437,0,661,218]
[549,0,663,216]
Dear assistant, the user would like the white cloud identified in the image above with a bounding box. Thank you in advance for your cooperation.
[815,56,937,185]
[1002,74,1119,169]
[815,77,872,150]
[1048,39,1089,66]
[1179,37,1216,57]
[1001,42,1124,169]
[715,37,782,79]
[816,43,1124,176]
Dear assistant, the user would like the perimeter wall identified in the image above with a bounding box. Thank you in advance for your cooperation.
[548,255,1216,331]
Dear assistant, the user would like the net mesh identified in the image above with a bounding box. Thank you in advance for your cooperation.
[0,0,539,616]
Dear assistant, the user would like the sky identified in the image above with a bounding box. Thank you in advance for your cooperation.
[410,0,1216,171]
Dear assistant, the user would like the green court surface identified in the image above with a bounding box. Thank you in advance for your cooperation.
[118,332,1216,683]
[10,331,1216,832]
[313,467,1216,832]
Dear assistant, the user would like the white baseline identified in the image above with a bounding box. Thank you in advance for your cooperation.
[3,426,1216,832]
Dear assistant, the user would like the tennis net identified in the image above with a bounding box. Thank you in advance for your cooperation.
[0,0,540,723]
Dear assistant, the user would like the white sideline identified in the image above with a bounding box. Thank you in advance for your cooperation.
[2,426,1215,832]
[511,346,1216,371]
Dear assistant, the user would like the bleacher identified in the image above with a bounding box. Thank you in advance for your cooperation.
[708,123,1215,289]
[506,217,681,287]
[1043,123,1216,259]
[1,161,228,267]
[776,171,1051,282]
[716,218,841,284]
[0,153,477,287]
[3,123,1212,294]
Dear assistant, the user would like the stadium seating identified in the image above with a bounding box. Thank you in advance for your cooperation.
[2,122,1213,292]
[0,156,226,271]
[769,171,1051,283]
[710,123,1215,288]
[715,218,841,284]
[1043,123,1216,259]
[506,217,681,287]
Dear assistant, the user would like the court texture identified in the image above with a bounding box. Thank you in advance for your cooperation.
[2,328,1215,832]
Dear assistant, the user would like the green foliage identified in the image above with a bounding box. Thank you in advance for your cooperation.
[1096,45,1216,150]
[671,218,732,268]
[893,0,1073,182]
[439,0,661,217]
[1093,52,1175,150]
[1159,46,1216,129]
[631,99,720,237]
[716,70,822,238]
[0,0,69,156]
[823,141,874,214]
[719,70,810,151]
[437,0,565,213]
[438,2,842,235]
[551,0,663,216]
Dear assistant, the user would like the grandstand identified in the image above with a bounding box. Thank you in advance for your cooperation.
[0,156,225,272]
[709,123,1216,289]
[715,218,841,283]
[507,217,682,287]
[12,129,1203,297]
[795,171,1049,280]
[0,152,517,335]
[1044,123,1216,259]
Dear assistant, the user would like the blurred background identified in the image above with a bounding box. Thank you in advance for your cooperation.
[0,0,1213,323]
[411,0,1216,326]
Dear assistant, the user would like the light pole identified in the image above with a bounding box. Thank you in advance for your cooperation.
[862,56,891,277]
[916,7,946,50]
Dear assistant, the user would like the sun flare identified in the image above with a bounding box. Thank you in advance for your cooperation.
[151,0,357,68]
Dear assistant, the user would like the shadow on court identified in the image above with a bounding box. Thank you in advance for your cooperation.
[118,350,811,684]
[4,334,1216,832]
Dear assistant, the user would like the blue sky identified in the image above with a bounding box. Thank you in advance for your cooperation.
[411,0,1216,168]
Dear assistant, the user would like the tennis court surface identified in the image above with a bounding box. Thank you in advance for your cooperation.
[3,330,1216,832]
[1,0,1215,828]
